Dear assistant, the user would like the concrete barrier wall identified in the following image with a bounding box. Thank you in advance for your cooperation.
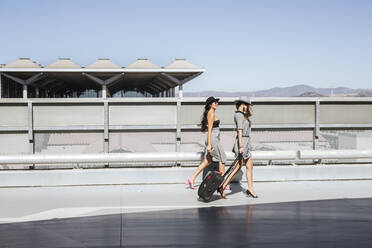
[110,104,177,126]
[320,103,372,124]
[0,104,28,127]
[34,104,104,127]
[0,97,372,157]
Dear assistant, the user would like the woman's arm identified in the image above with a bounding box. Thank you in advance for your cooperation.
[238,129,243,153]
[235,113,244,154]
[207,111,214,152]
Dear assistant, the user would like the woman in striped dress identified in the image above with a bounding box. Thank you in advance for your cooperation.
[219,96,258,198]
[186,96,227,193]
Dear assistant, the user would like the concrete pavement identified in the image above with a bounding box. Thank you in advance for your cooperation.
[1,180,372,224]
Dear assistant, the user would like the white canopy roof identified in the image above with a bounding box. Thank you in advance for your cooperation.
[4,58,41,68]
[0,58,205,97]
[46,58,81,69]
[86,58,121,69]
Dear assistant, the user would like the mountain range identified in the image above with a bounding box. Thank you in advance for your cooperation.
[184,84,372,97]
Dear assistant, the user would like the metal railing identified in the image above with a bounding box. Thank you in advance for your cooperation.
[1,150,372,166]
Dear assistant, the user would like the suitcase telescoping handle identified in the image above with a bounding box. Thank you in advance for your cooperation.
[222,153,243,180]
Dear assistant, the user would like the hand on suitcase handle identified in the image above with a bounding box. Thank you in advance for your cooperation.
[238,152,244,161]
[239,147,244,154]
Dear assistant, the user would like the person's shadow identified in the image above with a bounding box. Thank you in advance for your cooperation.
[226,182,245,197]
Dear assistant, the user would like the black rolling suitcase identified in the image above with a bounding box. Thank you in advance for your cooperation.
[198,153,243,202]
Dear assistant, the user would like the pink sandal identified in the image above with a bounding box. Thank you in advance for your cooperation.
[185,178,195,189]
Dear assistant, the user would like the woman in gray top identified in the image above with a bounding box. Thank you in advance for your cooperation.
[219,96,258,198]
[186,96,227,192]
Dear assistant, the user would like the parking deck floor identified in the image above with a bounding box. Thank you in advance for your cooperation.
[1,180,372,247]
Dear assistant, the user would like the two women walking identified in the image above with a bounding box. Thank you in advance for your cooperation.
[186,96,258,199]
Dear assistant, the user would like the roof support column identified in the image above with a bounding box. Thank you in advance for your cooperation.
[160,72,184,97]
[172,87,175,97]
[35,87,39,98]
[161,72,202,98]
[23,85,28,99]
[178,84,183,98]
[2,73,44,99]
[82,73,125,99]
[102,85,107,99]
[154,77,176,96]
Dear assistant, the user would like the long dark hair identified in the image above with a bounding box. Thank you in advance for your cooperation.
[200,104,212,132]
[235,102,252,127]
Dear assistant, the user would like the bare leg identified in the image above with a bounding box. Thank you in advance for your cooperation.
[217,161,227,198]
[189,155,212,188]
[246,156,258,197]
[217,159,242,198]
[218,161,225,175]
[222,160,242,190]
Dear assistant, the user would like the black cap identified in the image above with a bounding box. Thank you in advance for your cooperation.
[205,96,220,107]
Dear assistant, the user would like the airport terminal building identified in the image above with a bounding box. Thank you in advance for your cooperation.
[0,58,204,98]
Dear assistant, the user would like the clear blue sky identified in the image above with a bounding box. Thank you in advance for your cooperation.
[1,0,371,92]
